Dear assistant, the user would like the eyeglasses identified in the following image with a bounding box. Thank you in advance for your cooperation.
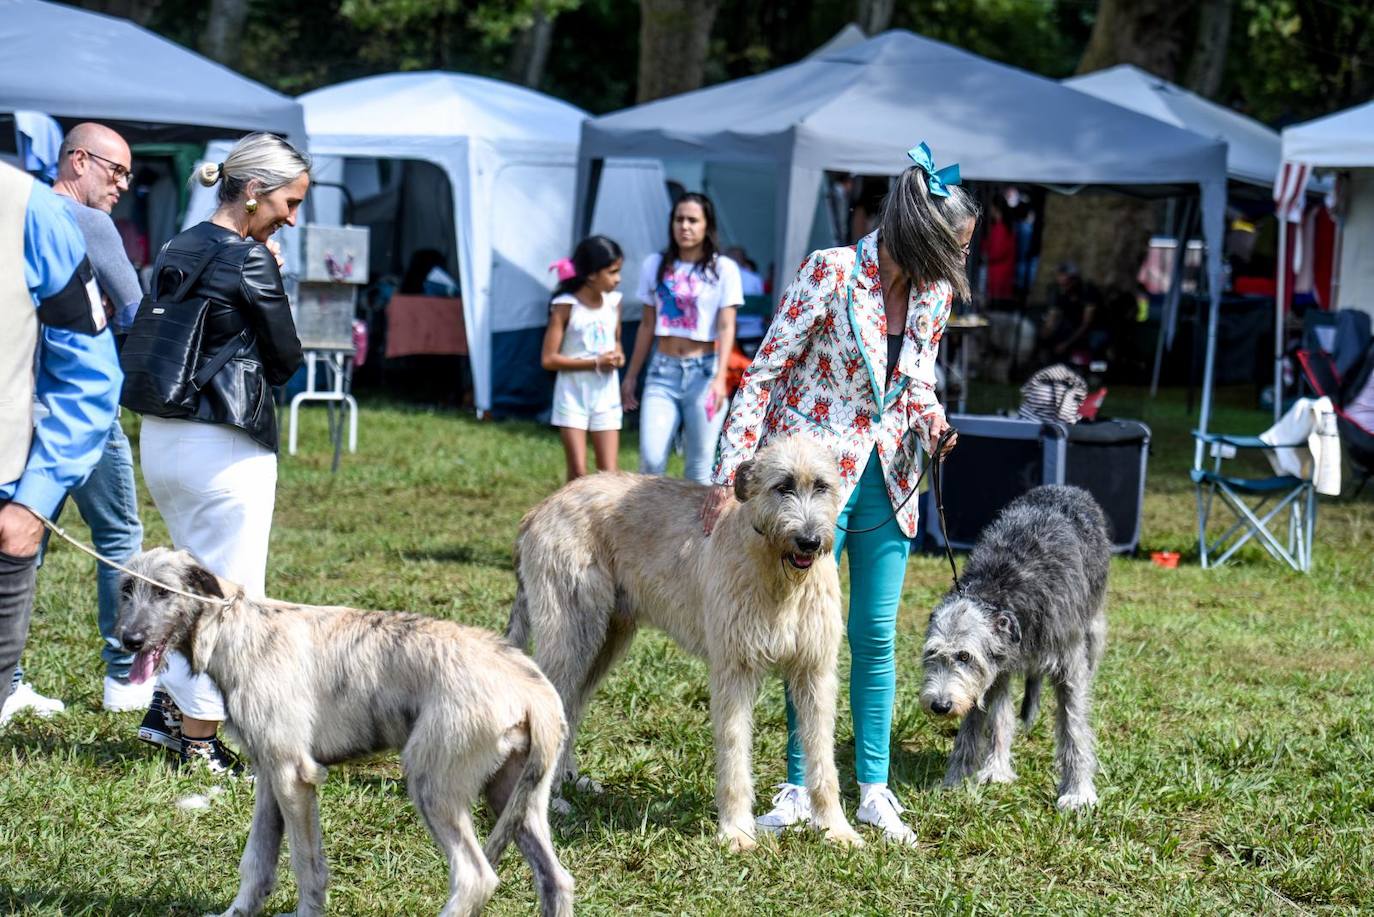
[68,148,132,186]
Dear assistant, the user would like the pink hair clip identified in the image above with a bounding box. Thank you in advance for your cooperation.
[549,257,577,281]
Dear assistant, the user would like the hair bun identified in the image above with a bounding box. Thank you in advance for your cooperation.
[196,161,222,187]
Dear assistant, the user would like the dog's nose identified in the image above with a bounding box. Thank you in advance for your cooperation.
[121,632,145,652]
[931,699,952,715]
[796,535,822,553]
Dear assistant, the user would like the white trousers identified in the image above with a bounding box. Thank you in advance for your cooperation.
[140,417,277,720]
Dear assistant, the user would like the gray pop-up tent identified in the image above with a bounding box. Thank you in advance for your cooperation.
[1066,64,1279,188]
[0,0,305,144]
[577,29,1229,428]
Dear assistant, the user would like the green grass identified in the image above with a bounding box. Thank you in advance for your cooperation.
[2,385,1371,915]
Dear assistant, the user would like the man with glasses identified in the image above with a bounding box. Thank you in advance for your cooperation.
[6,123,149,720]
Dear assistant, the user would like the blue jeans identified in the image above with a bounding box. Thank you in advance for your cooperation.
[785,450,911,785]
[638,351,728,484]
[48,419,144,680]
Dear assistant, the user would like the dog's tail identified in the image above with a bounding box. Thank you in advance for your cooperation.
[483,676,566,867]
[1020,674,1043,731]
[505,574,531,650]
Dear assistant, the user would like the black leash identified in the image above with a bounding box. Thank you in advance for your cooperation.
[835,427,961,592]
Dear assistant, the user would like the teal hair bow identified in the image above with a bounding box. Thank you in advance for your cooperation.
[907,142,960,198]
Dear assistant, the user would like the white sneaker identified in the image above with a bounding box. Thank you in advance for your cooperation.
[0,681,67,726]
[755,783,811,834]
[856,784,917,846]
[103,675,155,712]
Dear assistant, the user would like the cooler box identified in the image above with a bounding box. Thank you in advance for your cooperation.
[922,415,1150,555]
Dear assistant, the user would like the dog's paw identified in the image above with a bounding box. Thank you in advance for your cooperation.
[550,795,572,816]
[716,823,758,853]
[941,771,972,789]
[571,774,604,795]
[1055,786,1098,811]
[821,822,864,848]
[975,763,1017,785]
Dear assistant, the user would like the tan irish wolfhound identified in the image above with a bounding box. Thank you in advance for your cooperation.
[507,436,861,851]
[114,548,573,917]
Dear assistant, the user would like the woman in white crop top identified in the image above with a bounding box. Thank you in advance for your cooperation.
[621,192,743,483]
[541,235,626,481]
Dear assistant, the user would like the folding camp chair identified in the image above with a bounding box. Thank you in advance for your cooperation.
[1192,432,1317,572]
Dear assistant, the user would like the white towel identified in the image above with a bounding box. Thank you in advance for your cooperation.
[1259,396,1342,496]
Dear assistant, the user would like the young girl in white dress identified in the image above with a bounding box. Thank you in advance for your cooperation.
[541,235,626,480]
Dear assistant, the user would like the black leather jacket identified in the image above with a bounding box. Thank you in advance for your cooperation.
[150,222,303,451]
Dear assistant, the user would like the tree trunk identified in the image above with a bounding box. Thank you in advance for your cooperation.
[1185,0,1233,99]
[201,0,252,65]
[637,0,721,103]
[1036,0,1195,299]
[507,9,557,89]
[856,0,895,36]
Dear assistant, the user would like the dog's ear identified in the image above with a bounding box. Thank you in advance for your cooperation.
[184,562,223,599]
[991,609,1022,645]
[733,460,756,502]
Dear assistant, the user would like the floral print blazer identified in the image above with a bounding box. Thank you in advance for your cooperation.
[712,230,951,538]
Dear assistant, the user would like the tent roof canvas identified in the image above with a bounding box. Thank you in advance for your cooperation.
[1283,99,1374,168]
[301,71,586,146]
[582,29,1226,188]
[1065,64,1280,187]
[0,0,304,142]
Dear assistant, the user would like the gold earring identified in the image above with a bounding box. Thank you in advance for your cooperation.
[245,198,258,214]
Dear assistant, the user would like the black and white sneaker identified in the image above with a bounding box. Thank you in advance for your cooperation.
[136,689,183,754]
[179,736,252,780]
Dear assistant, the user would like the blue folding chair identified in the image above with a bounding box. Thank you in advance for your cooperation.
[1192,432,1317,572]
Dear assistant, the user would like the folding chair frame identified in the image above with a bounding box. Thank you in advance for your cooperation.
[1193,433,1317,573]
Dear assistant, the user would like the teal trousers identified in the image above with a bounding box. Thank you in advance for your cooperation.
[786,449,911,786]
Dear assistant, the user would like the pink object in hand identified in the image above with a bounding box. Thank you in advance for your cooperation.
[705,397,717,421]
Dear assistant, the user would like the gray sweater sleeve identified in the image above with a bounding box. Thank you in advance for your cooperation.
[69,203,143,333]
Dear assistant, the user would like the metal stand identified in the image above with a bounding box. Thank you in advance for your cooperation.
[288,348,357,469]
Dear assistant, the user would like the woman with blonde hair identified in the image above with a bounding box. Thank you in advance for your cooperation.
[124,132,309,776]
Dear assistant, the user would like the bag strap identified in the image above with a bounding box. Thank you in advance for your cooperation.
[171,240,231,302]
[192,327,253,391]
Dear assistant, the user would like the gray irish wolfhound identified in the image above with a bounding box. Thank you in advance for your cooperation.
[507,436,861,851]
[919,485,1109,810]
[114,548,573,917]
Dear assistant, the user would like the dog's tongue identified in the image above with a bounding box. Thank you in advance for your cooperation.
[791,553,815,569]
[129,649,158,685]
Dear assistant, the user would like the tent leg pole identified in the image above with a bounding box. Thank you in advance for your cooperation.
[1275,218,1289,422]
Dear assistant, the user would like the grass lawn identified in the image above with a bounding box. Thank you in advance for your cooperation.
[2,384,1371,915]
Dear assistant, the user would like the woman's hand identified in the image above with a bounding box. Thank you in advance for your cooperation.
[706,375,730,418]
[700,485,734,535]
[265,238,285,269]
[608,348,626,369]
[621,376,639,411]
[928,413,958,457]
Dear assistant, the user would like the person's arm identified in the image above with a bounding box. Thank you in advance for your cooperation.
[541,304,609,372]
[239,243,303,385]
[905,282,957,458]
[706,258,744,413]
[10,183,120,530]
[702,250,834,533]
[621,305,656,411]
[85,210,143,333]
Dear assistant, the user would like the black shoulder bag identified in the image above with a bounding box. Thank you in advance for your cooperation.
[120,243,253,417]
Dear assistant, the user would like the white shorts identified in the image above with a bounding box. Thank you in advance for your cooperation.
[552,369,621,432]
[552,405,623,432]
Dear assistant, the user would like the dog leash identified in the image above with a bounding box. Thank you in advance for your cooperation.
[30,511,236,609]
[834,427,960,591]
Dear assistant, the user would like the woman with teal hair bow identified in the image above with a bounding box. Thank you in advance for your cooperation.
[705,142,979,845]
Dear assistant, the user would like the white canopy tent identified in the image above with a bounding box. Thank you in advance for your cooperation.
[1284,100,1374,317]
[0,0,305,145]
[300,72,669,415]
[578,29,1229,430]
[1066,64,1279,188]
